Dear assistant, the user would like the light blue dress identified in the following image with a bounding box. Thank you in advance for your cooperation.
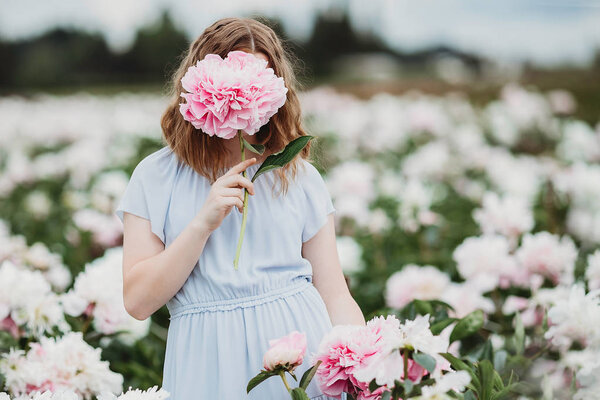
[115,146,348,400]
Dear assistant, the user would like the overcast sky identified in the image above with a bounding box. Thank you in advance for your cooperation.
[1,0,599,66]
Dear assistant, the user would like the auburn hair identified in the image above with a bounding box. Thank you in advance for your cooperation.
[160,16,315,197]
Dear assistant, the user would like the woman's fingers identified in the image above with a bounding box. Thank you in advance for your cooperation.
[223,157,258,177]
[219,174,255,195]
[219,187,244,198]
[222,196,244,212]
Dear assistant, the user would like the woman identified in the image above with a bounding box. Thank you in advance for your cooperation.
[115,16,365,399]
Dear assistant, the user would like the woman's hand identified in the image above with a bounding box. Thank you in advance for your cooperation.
[196,157,257,233]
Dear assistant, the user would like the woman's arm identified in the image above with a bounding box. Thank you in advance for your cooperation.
[302,214,366,326]
[121,157,257,321]
[121,212,212,321]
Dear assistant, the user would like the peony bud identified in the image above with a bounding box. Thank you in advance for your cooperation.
[262,330,307,372]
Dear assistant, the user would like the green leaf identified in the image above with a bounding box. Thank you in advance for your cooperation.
[369,378,379,392]
[479,360,495,400]
[478,340,494,363]
[250,136,314,182]
[242,137,265,155]
[290,388,310,400]
[493,370,504,391]
[464,390,477,400]
[450,310,484,343]
[381,391,392,400]
[441,353,480,390]
[414,299,433,315]
[403,302,417,321]
[300,361,321,390]
[430,318,457,335]
[429,300,456,312]
[403,378,414,395]
[246,370,278,393]
[493,350,508,372]
[491,370,518,400]
[413,352,436,373]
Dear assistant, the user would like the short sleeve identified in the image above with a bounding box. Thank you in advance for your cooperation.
[115,147,176,245]
[301,161,337,242]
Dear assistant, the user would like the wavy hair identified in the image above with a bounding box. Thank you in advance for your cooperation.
[160,16,314,197]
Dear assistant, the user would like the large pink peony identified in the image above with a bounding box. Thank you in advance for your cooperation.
[311,316,400,399]
[179,50,288,139]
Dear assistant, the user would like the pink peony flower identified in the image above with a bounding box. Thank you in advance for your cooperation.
[311,325,377,397]
[179,50,288,139]
[263,330,307,373]
[311,315,401,399]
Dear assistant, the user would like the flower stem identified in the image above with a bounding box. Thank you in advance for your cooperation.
[233,130,249,270]
[402,349,408,382]
[278,370,292,393]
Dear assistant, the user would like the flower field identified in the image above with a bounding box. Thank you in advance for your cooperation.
[0,83,598,399]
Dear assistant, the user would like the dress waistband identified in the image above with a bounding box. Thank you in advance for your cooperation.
[168,278,312,320]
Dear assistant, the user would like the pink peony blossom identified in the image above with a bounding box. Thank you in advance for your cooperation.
[262,330,307,373]
[179,50,288,139]
[311,315,406,399]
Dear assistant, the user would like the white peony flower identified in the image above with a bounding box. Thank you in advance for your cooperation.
[0,260,69,338]
[72,208,123,248]
[587,250,600,291]
[441,282,496,319]
[0,332,123,398]
[453,234,523,292]
[556,120,600,163]
[413,370,471,399]
[60,247,150,344]
[385,265,451,309]
[472,191,534,244]
[515,231,578,286]
[544,284,600,352]
[98,386,170,400]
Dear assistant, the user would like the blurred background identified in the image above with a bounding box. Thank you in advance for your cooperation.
[1,0,599,122]
[1,1,600,399]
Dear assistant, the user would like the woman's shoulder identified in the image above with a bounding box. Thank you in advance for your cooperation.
[295,158,328,184]
[132,145,179,179]
[136,145,175,167]
[294,158,333,200]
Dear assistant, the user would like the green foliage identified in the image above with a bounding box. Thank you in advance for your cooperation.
[441,354,518,400]
[299,361,321,390]
[246,369,279,393]
[290,387,310,399]
[242,137,266,155]
[392,299,455,324]
[413,352,436,373]
[251,136,315,182]
[450,310,485,343]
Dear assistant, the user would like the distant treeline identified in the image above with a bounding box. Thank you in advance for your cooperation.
[0,9,490,92]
